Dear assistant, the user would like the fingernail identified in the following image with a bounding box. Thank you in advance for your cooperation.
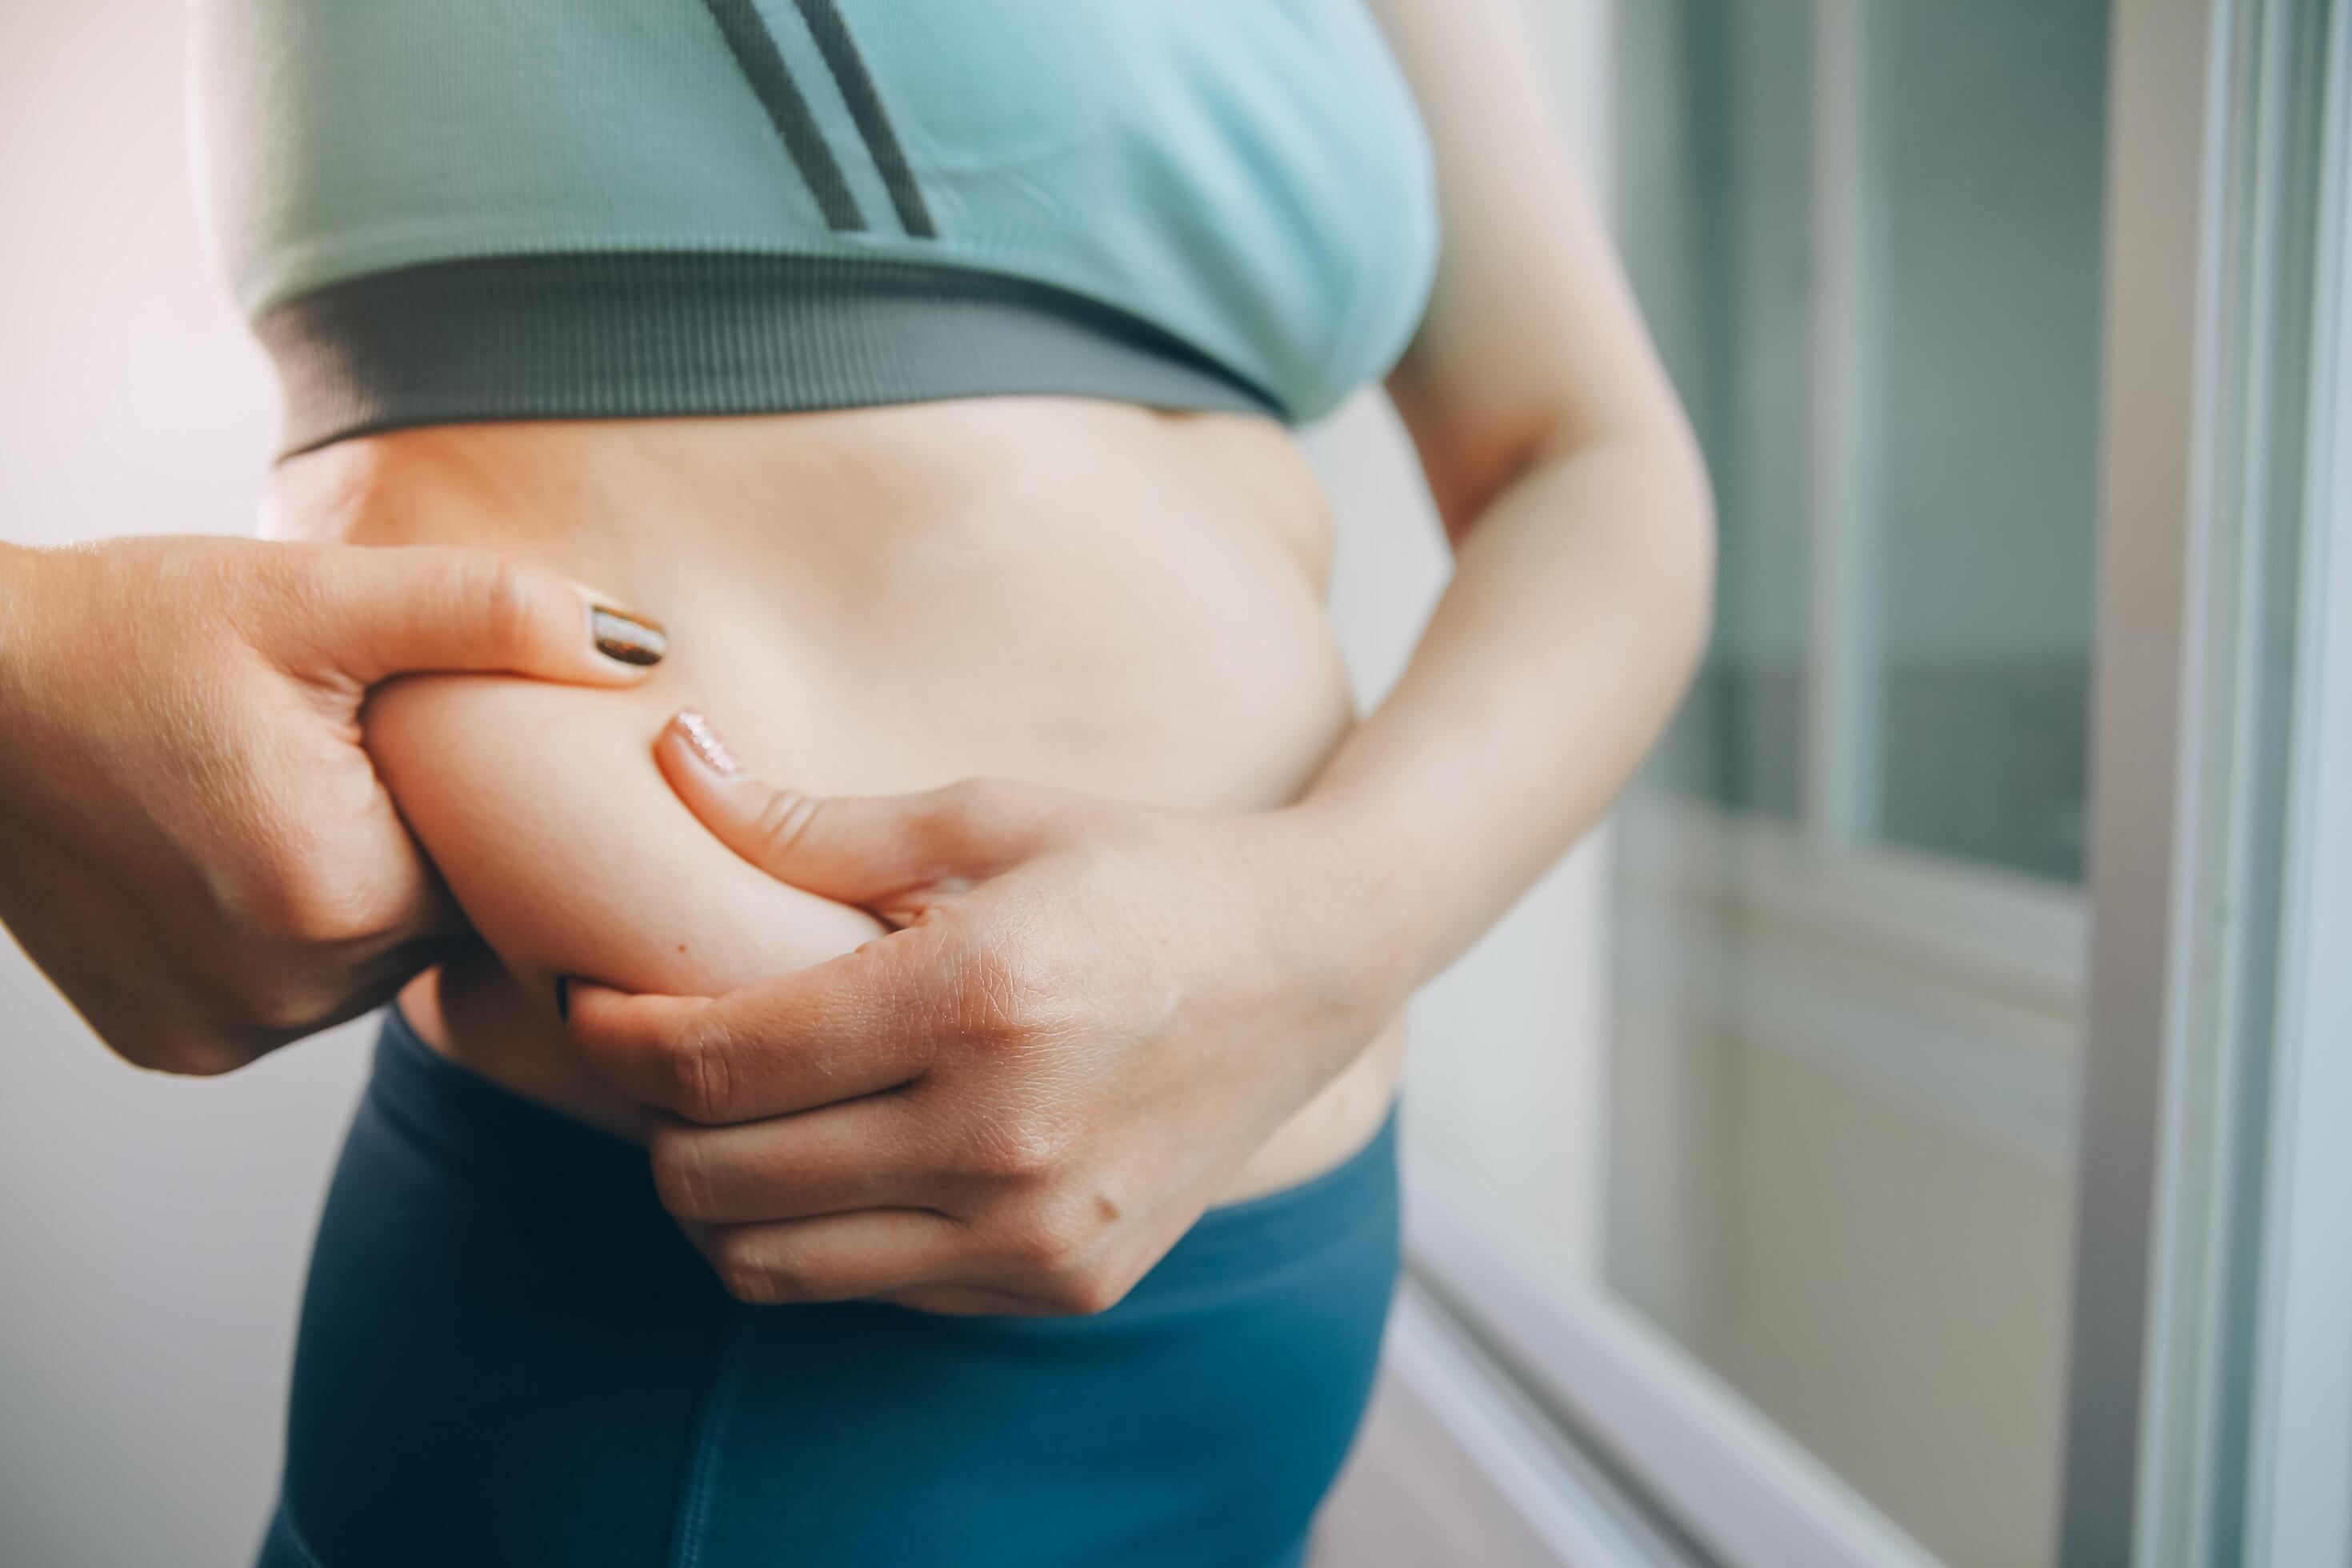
[590,606,668,668]
[554,976,572,1022]
[674,709,741,775]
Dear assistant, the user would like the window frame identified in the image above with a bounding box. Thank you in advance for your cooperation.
[1383,2,2352,1565]
[2063,0,2346,1562]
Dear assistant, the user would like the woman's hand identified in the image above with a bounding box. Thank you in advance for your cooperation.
[0,535,668,1076]
[563,710,1405,1317]
[566,0,1724,1318]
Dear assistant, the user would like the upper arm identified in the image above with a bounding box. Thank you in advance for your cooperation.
[1369,0,1699,534]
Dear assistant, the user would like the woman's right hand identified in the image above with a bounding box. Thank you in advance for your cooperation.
[0,534,669,1076]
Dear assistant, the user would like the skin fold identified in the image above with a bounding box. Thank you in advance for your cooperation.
[268,0,1714,1298]
[0,535,664,1075]
[294,401,1414,1196]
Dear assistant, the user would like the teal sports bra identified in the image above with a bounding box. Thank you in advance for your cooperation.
[196,0,1442,454]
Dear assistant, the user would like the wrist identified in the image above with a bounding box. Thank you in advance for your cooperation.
[0,542,39,741]
[1267,791,1448,1026]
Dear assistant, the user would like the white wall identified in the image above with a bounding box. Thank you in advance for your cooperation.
[0,4,1614,1566]
[0,10,374,1567]
[0,6,381,1561]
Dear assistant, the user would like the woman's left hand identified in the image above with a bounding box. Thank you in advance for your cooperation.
[564,710,1403,1316]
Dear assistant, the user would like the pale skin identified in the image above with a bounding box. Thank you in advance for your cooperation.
[0,537,670,1076]
[1,0,1711,1318]
[376,0,1714,1315]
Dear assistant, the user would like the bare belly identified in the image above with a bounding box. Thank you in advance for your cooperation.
[266,398,1408,1203]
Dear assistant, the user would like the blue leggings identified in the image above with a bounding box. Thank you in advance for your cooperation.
[259,1010,1399,1567]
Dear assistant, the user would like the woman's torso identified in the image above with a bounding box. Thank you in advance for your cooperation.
[268,402,1411,1202]
[217,0,1437,1202]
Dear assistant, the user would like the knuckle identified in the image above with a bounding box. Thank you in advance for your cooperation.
[714,1254,781,1306]
[132,1026,249,1079]
[936,775,1005,822]
[449,552,544,666]
[253,874,383,951]
[918,778,998,860]
[1002,1214,1085,1279]
[1046,1268,1130,1318]
[990,1187,1141,1314]
[997,1188,1106,1276]
[664,1018,738,1124]
[216,960,335,1038]
[648,1128,718,1221]
[224,820,409,955]
[746,787,823,865]
[710,1234,795,1306]
[952,939,1069,1051]
[478,555,542,663]
[970,1108,1074,1181]
[935,776,1044,844]
[217,838,350,948]
[238,986,326,1039]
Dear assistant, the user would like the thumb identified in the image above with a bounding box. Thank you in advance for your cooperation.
[654,710,1045,910]
[308,544,668,686]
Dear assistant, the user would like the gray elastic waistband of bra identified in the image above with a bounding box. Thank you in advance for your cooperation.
[256,250,1285,456]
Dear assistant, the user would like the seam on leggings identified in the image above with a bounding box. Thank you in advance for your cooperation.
[664,1309,755,1568]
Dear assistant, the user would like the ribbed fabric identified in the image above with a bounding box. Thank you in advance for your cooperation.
[198,0,1442,443]
[259,251,1282,455]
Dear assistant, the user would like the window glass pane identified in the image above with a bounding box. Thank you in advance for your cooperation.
[1613,2,2100,1561]
[1865,3,2105,881]
[1627,1,2102,882]
[1408,6,2104,1567]
[1624,0,1814,822]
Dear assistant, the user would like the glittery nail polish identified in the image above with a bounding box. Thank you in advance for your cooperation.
[674,709,741,774]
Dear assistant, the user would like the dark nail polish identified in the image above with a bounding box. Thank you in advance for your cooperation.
[554,976,572,1022]
[591,606,668,667]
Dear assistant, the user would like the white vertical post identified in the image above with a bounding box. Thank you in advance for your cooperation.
[2243,6,2352,1556]
[2058,0,2226,1558]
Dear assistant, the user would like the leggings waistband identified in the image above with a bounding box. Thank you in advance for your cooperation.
[368,1004,1402,1287]
[270,1010,1402,1568]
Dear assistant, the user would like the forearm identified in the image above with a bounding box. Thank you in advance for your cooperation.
[1300,429,1715,1000]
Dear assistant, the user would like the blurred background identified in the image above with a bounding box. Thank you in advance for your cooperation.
[6,2,2345,1567]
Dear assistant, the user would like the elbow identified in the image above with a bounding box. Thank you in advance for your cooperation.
[1658,419,1718,670]
[1587,415,1718,730]
[1426,392,1720,676]
[1661,474,1718,728]
[1579,411,1716,685]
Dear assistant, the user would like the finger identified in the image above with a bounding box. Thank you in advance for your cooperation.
[694,1209,972,1306]
[657,710,1051,908]
[309,545,668,687]
[649,1093,930,1225]
[565,942,934,1123]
